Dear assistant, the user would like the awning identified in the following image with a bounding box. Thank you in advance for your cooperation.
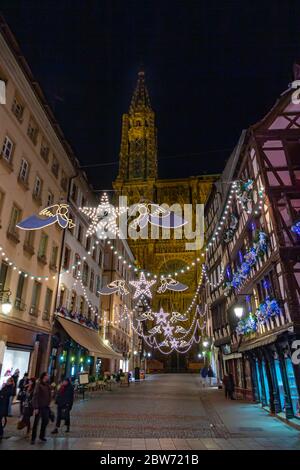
[223,353,243,361]
[56,316,122,360]
[238,333,278,352]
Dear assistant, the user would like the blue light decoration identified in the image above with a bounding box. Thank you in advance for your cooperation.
[16,204,75,231]
[256,297,281,323]
[229,231,268,291]
[291,221,300,236]
[238,250,243,264]
[236,314,257,336]
[226,265,231,280]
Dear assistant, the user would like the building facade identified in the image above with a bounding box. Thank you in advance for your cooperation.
[0,18,78,385]
[203,79,300,421]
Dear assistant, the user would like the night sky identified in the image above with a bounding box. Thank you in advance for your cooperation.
[1,0,300,190]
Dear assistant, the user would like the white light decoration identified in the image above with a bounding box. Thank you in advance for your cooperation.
[98,280,129,296]
[129,272,156,299]
[157,277,188,293]
[234,306,244,318]
[80,192,126,239]
[1,301,12,315]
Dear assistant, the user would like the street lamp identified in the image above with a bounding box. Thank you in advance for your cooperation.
[203,340,209,348]
[0,288,12,314]
[234,306,244,318]
[147,352,151,358]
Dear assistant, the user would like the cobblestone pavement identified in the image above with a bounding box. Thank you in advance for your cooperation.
[1,374,300,450]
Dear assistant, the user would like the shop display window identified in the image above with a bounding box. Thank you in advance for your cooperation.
[274,359,285,411]
[285,358,300,419]
[262,360,270,406]
[0,348,30,387]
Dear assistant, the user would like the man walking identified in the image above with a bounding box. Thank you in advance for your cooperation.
[31,372,52,444]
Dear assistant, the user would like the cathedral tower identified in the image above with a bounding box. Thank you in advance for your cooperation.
[116,71,157,182]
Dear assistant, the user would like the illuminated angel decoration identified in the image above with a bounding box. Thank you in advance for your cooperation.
[129,202,187,231]
[16,204,75,231]
[148,325,162,335]
[135,311,154,321]
[169,312,188,323]
[175,325,187,334]
[157,277,188,294]
[98,280,129,296]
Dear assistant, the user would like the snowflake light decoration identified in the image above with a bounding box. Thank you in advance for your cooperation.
[129,272,156,299]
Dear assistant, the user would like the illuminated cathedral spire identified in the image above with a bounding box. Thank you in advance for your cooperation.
[117,70,158,181]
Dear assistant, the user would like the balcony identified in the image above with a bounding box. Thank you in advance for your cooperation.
[37,253,47,265]
[29,306,40,317]
[23,242,35,256]
[14,298,26,311]
[42,310,50,321]
[7,226,20,244]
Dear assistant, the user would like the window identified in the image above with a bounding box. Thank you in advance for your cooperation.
[38,233,48,261]
[62,246,71,270]
[30,281,41,316]
[8,205,21,240]
[15,272,26,310]
[0,261,8,291]
[89,270,94,292]
[71,182,77,202]
[43,288,53,320]
[77,224,83,243]
[79,296,85,314]
[82,262,89,286]
[40,139,49,162]
[0,190,5,217]
[27,118,39,144]
[51,156,59,177]
[98,249,103,267]
[86,237,91,252]
[11,96,24,121]
[19,158,29,183]
[24,230,35,255]
[96,275,101,297]
[33,176,43,200]
[50,244,58,270]
[73,253,81,278]
[2,135,14,163]
[70,290,77,311]
[60,171,68,191]
[47,190,54,207]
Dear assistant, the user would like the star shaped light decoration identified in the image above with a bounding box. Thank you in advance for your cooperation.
[129,272,156,299]
[152,307,169,324]
[80,192,126,239]
[162,323,175,338]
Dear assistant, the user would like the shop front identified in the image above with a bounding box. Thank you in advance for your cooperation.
[0,317,50,386]
[239,331,300,420]
[50,313,122,383]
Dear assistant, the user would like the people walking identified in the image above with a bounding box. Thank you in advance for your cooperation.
[0,378,14,440]
[17,372,29,416]
[228,372,235,400]
[207,366,214,386]
[200,366,208,387]
[8,369,19,416]
[21,378,36,437]
[51,377,74,434]
[31,372,52,444]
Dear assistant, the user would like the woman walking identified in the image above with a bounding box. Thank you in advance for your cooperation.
[31,372,52,444]
[22,378,36,437]
[0,378,14,440]
[51,378,74,434]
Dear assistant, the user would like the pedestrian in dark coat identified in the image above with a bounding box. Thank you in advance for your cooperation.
[51,378,74,434]
[227,373,235,400]
[31,372,52,444]
[18,372,29,416]
[21,378,36,436]
[0,378,14,439]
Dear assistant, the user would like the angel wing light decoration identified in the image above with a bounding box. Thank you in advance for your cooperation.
[129,202,187,231]
[157,277,188,294]
[98,280,129,296]
[16,204,75,231]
